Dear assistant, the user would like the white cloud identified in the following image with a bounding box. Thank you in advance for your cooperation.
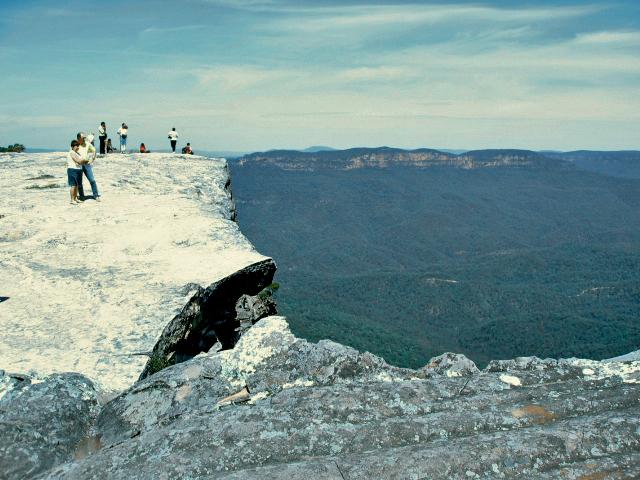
[270,4,602,32]
[140,25,206,36]
[336,66,411,82]
[191,65,294,90]
[198,0,279,11]
[573,30,640,46]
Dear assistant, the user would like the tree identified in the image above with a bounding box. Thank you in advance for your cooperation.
[0,144,25,153]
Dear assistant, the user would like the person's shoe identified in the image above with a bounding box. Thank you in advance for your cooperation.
[95,196,101,202]
[76,198,85,203]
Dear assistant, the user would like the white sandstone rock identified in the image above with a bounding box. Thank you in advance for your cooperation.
[0,152,266,391]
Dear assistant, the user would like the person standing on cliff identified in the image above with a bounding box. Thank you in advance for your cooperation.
[117,123,128,153]
[167,127,178,153]
[66,140,85,205]
[98,121,107,155]
[77,132,100,201]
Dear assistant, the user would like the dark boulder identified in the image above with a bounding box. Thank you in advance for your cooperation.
[138,258,277,380]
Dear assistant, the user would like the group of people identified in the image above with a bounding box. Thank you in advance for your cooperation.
[98,122,121,154]
[95,123,195,155]
[66,123,195,205]
[167,127,194,155]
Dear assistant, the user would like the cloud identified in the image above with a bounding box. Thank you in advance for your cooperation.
[191,65,293,90]
[573,30,640,46]
[336,66,411,82]
[140,25,206,36]
[198,0,279,11]
[268,4,602,32]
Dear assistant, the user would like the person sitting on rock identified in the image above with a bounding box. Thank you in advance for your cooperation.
[182,143,193,155]
[139,143,148,153]
[106,138,116,153]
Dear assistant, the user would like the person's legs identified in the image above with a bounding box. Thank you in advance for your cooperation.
[83,164,100,198]
[120,136,125,153]
[67,168,79,203]
[171,140,176,152]
[99,136,106,155]
[77,169,85,199]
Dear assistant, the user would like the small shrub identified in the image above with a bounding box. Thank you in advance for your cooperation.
[147,352,174,375]
[258,282,280,300]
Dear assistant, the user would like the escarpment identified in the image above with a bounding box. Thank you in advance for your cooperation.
[1,152,639,479]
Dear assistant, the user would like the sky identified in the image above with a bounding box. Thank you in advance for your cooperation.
[0,0,639,151]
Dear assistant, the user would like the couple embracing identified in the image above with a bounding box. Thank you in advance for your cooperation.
[67,132,101,205]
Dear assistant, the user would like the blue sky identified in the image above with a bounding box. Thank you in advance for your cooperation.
[0,0,639,151]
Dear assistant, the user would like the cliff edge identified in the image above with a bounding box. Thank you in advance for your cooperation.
[0,152,268,390]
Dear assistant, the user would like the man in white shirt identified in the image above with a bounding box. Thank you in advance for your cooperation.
[77,132,100,202]
[98,122,107,155]
[168,128,178,153]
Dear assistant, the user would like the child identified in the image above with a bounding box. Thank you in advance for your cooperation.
[67,140,85,204]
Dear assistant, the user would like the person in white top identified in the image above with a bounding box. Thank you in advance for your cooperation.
[98,122,107,155]
[168,127,179,153]
[77,132,100,201]
[66,139,85,205]
[117,123,128,153]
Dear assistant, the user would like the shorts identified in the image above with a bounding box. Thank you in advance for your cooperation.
[67,168,83,187]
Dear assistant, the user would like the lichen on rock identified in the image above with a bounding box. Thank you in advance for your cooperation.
[34,316,640,479]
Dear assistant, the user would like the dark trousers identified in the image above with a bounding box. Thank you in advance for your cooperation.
[171,140,177,152]
[99,136,107,154]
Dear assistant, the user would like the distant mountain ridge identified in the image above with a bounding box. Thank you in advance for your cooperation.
[545,150,640,179]
[236,146,640,178]
[302,146,337,152]
[237,146,570,171]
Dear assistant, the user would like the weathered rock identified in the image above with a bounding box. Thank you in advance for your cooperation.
[422,352,479,377]
[606,349,640,362]
[40,317,640,479]
[0,372,100,480]
[235,292,277,335]
[138,258,277,380]
[96,316,417,448]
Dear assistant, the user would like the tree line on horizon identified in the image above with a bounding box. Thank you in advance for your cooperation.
[0,144,25,153]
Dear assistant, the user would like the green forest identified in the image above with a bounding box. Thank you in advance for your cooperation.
[231,160,640,368]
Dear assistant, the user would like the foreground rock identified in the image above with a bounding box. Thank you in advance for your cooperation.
[0,371,100,479]
[0,152,267,390]
[138,258,277,380]
[41,317,640,479]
